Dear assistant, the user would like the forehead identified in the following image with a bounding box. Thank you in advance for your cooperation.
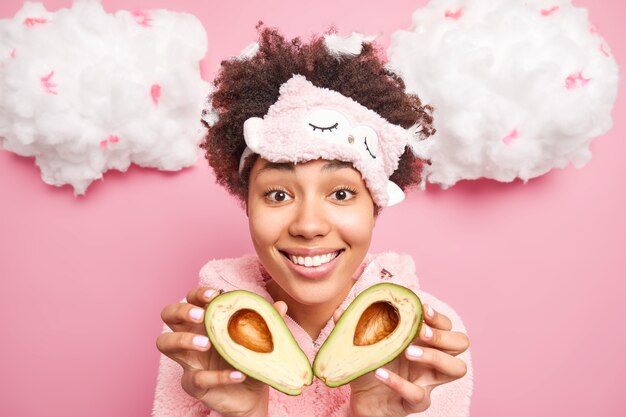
[254,159,357,175]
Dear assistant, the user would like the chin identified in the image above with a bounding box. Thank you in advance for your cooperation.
[281,267,355,305]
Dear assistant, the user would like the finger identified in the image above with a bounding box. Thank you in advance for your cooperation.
[373,367,431,413]
[417,323,471,355]
[156,331,211,368]
[273,301,288,317]
[332,307,344,324]
[404,345,468,381]
[186,287,220,307]
[423,304,453,331]
[161,302,207,331]
[182,368,246,397]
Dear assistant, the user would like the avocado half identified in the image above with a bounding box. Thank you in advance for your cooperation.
[313,283,423,387]
[204,290,313,396]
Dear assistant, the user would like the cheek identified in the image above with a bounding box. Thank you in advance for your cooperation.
[249,211,270,246]
[331,206,375,248]
[248,205,284,248]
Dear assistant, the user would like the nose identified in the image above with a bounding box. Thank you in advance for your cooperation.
[288,197,331,240]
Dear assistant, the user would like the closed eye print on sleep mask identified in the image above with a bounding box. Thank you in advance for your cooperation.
[240,75,418,207]
[305,109,379,159]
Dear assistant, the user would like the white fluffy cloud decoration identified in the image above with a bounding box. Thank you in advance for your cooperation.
[387,0,619,188]
[0,0,210,194]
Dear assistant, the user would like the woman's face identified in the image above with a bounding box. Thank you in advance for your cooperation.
[247,158,377,307]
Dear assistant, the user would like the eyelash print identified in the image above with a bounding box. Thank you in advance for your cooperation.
[309,122,339,132]
[364,137,376,159]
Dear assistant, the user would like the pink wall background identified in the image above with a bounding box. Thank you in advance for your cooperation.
[1,0,624,416]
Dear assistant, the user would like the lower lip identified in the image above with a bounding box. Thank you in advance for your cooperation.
[281,252,342,280]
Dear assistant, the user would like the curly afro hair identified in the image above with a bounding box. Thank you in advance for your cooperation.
[200,23,434,207]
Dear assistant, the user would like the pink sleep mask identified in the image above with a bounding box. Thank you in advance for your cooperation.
[241,74,416,207]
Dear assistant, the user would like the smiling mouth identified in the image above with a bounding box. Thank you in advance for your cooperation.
[280,250,343,267]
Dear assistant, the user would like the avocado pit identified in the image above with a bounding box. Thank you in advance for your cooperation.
[353,301,399,346]
[228,309,274,353]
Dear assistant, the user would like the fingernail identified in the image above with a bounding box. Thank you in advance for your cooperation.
[192,335,209,348]
[189,308,204,320]
[375,368,389,380]
[423,324,433,339]
[204,289,216,300]
[407,345,424,358]
[427,305,435,318]
[230,371,244,381]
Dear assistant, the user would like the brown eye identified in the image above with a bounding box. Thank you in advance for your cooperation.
[266,190,292,202]
[330,188,356,201]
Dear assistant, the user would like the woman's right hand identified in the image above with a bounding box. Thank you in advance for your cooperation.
[156,287,287,417]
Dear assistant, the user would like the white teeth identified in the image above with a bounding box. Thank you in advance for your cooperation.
[287,251,340,267]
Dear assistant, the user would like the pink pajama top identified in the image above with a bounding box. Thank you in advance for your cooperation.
[153,252,473,416]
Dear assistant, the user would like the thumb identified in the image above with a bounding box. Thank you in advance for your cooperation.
[332,307,344,324]
[273,301,288,318]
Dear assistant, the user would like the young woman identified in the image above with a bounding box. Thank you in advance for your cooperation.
[153,26,473,417]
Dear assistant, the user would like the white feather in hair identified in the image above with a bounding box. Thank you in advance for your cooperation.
[324,32,379,58]
[237,42,260,60]
[201,86,219,128]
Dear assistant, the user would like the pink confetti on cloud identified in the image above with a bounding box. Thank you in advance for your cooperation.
[151,84,161,106]
[100,134,121,150]
[600,44,611,57]
[541,6,559,16]
[0,0,211,195]
[565,71,591,89]
[131,10,152,27]
[502,129,519,146]
[23,17,48,26]
[40,71,58,95]
[444,8,463,20]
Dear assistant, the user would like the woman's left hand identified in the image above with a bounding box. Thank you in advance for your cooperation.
[346,304,470,417]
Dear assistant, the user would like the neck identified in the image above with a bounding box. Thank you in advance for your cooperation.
[266,280,352,341]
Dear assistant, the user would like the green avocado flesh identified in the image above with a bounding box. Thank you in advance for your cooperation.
[204,290,313,396]
[204,284,422,393]
[313,283,423,387]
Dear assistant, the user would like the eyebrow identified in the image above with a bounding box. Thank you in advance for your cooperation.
[321,160,353,172]
[256,162,295,178]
